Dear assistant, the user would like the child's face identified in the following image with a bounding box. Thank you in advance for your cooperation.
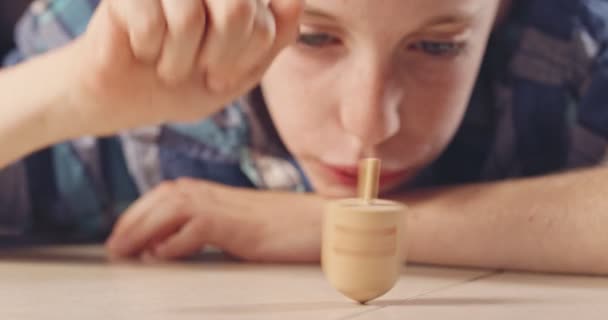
[261,0,504,197]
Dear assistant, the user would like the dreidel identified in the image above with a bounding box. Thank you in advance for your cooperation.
[322,158,408,304]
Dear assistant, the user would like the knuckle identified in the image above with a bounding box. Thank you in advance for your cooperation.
[191,215,211,234]
[133,11,165,41]
[163,189,194,216]
[157,63,188,86]
[253,18,276,47]
[156,181,177,195]
[224,0,256,23]
[172,197,191,217]
[175,177,197,188]
[172,4,205,34]
[177,206,194,220]
[175,177,197,196]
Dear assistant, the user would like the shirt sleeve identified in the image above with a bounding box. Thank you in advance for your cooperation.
[0,162,30,237]
[576,0,608,139]
[13,0,98,56]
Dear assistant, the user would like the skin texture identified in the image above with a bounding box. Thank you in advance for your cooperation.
[0,0,304,167]
[104,0,503,261]
[3,0,608,274]
[262,0,502,197]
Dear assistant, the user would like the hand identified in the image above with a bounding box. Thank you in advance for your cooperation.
[64,0,302,136]
[105,178,325,262]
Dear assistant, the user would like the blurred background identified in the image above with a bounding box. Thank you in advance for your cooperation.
[0,0,32,57]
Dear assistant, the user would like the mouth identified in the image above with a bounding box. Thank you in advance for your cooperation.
[319,163,412,189]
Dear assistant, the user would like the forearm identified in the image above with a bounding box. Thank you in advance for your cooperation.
[398,167,608,275]
[0,44,79,168]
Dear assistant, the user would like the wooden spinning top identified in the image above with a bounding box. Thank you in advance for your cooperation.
[322,158,407,304]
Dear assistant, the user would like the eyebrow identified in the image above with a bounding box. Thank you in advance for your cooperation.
[421,14,476,29]
[428,12,476,24]
[302,4,479,33]
[408,11,479,38]
[302,5,338,21]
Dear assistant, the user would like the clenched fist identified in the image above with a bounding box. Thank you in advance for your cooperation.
[65,0,302,135]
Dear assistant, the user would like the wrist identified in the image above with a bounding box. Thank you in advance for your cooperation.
[0,41,88,166]
[43,40,98,140]
[18,41,90,144]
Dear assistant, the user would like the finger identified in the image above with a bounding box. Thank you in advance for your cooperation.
[106,182,181,252]
[106,201,154,252]
[153,216,214,259]
[107,189,164,243]
[108,0,166,63]
[220,0,276,86]
[268,0,303,51]
[157,0,206,85]
[239,0,303,85]
[87,1,132,73]
[111,180,189,239]
[202,0,259,64]
[140,249,163,263]
[109,196,191,257]
[199,0,258,92]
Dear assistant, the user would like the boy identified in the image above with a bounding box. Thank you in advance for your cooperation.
[1,0,608,274]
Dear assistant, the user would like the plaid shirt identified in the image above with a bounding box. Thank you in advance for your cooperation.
[2,0,608,241]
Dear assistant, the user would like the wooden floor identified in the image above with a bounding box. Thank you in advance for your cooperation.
[0,245,606,319]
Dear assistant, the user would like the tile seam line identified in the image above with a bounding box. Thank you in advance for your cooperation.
[338,269,502,320]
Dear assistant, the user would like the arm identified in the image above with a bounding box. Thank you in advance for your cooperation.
[107,167,608,275]
[106,178,326,262]
[0,0,302,169]
[0,45,79,167]
[398,166,608,275]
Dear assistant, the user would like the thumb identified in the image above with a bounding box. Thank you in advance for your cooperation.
[269,0,304,49]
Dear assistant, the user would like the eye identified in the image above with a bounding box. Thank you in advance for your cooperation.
[409,40,466,57]
[297,32,341,48]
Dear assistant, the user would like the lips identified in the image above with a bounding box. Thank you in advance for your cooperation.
[321,163,411,188]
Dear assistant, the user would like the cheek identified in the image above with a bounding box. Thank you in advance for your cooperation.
[385,83,469,168]
[407,63,478,135]
[260,53,336,154]
[391,46,488,157]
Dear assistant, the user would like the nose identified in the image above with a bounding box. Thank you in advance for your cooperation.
[339,58,402,151]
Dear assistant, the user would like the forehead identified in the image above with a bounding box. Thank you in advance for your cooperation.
[303,0,494,29]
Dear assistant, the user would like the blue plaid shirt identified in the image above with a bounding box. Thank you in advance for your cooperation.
[2,0,608,242]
